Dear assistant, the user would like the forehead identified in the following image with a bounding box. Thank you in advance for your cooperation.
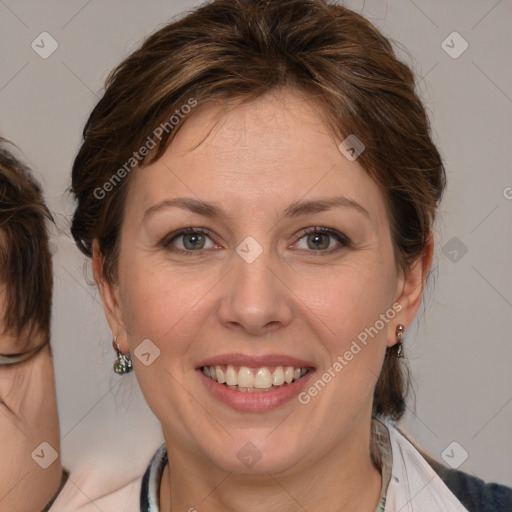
[126,91,386,221]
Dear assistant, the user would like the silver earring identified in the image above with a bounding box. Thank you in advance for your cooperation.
[395,324,405,358]
[112,337,133,375]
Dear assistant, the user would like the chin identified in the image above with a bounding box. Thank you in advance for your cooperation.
[203,435,306,476]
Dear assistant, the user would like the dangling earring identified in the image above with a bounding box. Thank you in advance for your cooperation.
[112,337,133,375]
[395,324,405,358]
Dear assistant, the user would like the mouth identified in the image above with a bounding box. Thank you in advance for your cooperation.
[200,364,312,393]
[196,353,316,411]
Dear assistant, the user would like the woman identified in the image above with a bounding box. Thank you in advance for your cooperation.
[0,139,66,511]
[56,0,511,510]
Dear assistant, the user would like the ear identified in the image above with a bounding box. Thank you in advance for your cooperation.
[92,239,129,353]
[388,233,434,348]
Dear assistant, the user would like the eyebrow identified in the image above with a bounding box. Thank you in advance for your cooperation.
[143,195,370,222]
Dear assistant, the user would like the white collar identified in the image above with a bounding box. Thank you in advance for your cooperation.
[380,419,469,512]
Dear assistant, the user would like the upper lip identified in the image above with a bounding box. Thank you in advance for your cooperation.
[196,353,315,369]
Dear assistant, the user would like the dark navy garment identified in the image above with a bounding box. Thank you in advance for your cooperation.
[422,454,512,512]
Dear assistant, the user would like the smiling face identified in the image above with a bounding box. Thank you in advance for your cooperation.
[96,90,428,476]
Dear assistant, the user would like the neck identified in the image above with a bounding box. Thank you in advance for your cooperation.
[159,425,382,512]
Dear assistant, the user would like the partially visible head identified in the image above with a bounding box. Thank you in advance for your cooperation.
[0,138,62,512]
[0,139,53,352]
[71,0,444,474]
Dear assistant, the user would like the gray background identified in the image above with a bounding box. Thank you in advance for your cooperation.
[1,0,511,488]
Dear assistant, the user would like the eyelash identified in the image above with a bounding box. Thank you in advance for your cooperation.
[161,226,350,256]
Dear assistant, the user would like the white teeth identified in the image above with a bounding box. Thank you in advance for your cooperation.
[225,364,237,386]
[237,367,254,388]
[254,368,272,389]
[216,366,226,384]
[272,366,285,386]
[202,364,309,390]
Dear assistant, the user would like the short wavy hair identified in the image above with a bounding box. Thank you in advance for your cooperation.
[0,138,53,350]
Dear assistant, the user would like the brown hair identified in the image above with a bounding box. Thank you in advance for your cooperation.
[0,138,53,349]
[70,0,445,419]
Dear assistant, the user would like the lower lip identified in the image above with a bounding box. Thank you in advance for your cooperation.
[197,369,315,412]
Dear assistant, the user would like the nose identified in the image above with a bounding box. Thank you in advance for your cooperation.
[217,244,293,336]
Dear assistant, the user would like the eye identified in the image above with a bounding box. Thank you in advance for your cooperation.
[162,227,218,254]
[293,227,350,253]
[161,226,350,255]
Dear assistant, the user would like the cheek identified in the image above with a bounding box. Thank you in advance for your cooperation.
[297,269,393,404]
[296,259,396,339]
[292,262,396,407]
[119,259,216,355]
